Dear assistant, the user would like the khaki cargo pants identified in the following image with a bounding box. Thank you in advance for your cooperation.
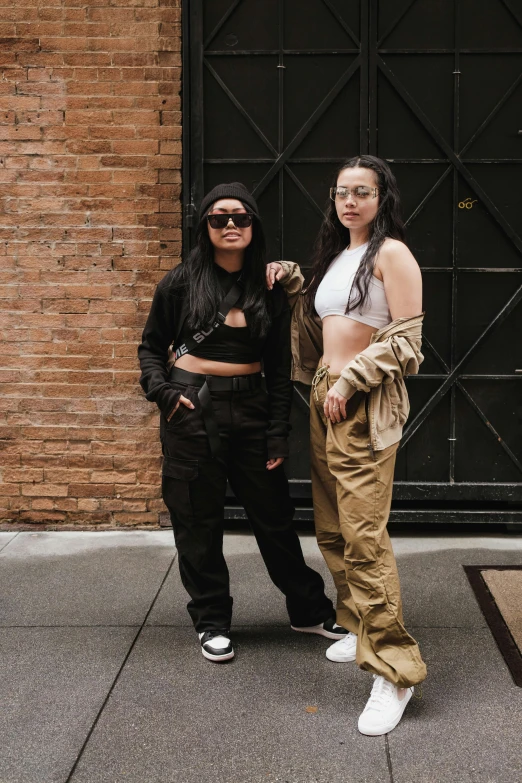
[310,367,427,688]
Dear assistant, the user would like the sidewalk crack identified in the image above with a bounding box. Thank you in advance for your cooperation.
[0,532,20,555]
[385,734,395,783]
[63,555,177,782]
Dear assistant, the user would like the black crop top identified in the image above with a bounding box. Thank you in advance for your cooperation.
[180,322,262,363]
[176,268,262,363]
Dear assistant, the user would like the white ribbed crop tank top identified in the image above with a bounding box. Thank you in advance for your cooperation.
[314,243,391,329]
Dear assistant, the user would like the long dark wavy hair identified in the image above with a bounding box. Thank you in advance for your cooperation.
[176,203,271,338]
[304,155,406,314]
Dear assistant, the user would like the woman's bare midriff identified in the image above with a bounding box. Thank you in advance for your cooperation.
[321,315,377,374]
[174,353,261,377]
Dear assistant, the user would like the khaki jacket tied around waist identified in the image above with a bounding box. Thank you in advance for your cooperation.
[278,260,424,452]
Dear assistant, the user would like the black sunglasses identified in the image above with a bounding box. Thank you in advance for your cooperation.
[207,213,254,229]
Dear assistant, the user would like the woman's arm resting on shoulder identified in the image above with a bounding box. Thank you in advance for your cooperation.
[266,261,304,310]
[266,262,285,290]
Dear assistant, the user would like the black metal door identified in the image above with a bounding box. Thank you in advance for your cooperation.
[182,0,522,522]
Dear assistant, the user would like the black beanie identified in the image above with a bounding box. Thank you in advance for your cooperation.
[199,182,259,218]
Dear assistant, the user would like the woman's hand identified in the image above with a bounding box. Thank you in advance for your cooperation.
[324,387,348,424]
[166,394,195,422]
[266,262,285,290]
[266,457,284,471]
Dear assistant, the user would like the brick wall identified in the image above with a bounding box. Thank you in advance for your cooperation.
[0,0,182,527]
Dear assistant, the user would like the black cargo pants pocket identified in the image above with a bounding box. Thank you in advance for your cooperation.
[161,456,199,519]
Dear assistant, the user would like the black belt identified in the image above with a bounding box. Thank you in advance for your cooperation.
[169,367,262,392]
[168,368,263,457]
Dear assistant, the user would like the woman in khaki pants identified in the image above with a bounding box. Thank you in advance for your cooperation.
[267,155,427,736]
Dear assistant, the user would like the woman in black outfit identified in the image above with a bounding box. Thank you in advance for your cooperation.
[138,183,344,662]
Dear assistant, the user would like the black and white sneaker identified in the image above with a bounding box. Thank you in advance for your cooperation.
[198,630,235,662]
[291,615,349,640]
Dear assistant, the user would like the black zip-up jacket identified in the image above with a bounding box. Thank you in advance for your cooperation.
[137,264,292,459]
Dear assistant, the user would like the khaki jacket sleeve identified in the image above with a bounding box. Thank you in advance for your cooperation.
[278,261,304,311]
[277,261,324,383]
[333,334,424,399]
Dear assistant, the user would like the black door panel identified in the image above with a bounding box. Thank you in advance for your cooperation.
[183,0,522,520]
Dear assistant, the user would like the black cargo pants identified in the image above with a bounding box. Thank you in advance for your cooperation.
[160,371,334,632]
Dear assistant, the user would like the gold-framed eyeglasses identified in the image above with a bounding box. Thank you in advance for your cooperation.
[330,186,379,201]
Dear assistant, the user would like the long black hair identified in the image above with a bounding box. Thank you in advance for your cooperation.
[304,155,406,314]
[177,205,271,338]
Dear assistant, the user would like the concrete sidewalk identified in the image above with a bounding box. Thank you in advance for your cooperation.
[1,530,521,783]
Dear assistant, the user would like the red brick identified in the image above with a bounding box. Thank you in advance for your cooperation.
[65,137,110,154]
[100,155,148,168]
[21,483,68,497]
[44,468,91,482]
[78,498,100,511]
[17,511,67,522]
[0,0,181,527]
[68,483,115,497]
[53,498,79,511]
[0,484,22,497]
[63,52,111,66]
[113,511,157,526]
[0,37,40,52]
[30,498,55,510]
[112,140,158,155]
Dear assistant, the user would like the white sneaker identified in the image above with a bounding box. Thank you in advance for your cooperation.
[198,630,234,662]
[358,675,413,736]
[291,615,349,640]
[325,632,357,662]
